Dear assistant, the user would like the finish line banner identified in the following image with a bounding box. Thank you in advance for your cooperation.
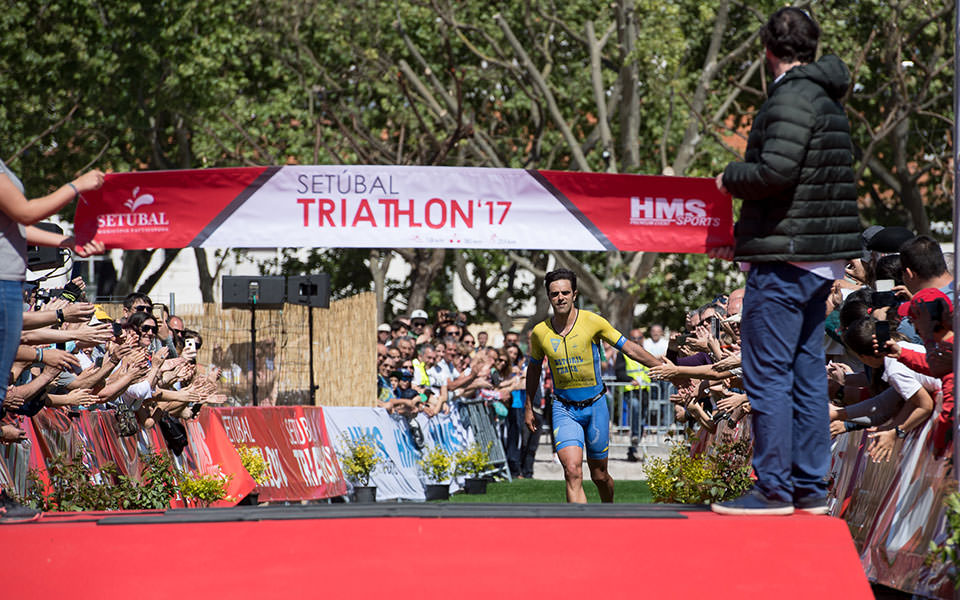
[73,166,734,252]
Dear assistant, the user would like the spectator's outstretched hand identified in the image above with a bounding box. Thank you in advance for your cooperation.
[867,428,896,463]
[1,423,27,444]
[42,348,80,371]
[63,302,96,323]
[649,356,678,380]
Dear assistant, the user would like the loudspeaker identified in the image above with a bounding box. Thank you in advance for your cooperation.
[286,274,331,308]
[27,222,68,271]
[222,276,285,309]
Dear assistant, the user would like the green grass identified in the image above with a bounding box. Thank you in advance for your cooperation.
[441,479,653,504]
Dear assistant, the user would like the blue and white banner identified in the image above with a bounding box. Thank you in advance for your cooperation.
[323,405,474,501]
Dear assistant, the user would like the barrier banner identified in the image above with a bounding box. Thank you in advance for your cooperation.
[181,415,256,508]
[828,419,954,599]
[323,405,477,501]
[73,166,734,253]
[209,406,347,502]
[323,407,425,501]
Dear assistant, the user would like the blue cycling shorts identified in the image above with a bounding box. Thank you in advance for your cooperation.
[552,396,610,459]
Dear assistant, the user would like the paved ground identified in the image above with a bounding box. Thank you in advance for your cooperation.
[524,428,677,481]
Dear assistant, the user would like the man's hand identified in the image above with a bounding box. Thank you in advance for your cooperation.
[715,173,728,195]
[1,423,27,444]
[829,420,847,437]
[73,323,114,345]
[867,428,897,463]
[713,353,741,372]
[707,246,735,261]
[41,348,81,371]
[3,388,26,410]
[649,357,679,380]
[62,388,101,406]
[524,405,537,432]
[62,302,96,323]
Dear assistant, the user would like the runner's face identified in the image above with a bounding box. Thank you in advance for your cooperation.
[547,279,576,313]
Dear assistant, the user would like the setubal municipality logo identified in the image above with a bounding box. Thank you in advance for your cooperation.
[96,186,170,233]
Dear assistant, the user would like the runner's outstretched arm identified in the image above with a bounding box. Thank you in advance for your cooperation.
[619,339,662,369]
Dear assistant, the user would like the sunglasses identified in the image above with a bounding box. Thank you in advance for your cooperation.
[134,305,152,313]
[139,325,158,334]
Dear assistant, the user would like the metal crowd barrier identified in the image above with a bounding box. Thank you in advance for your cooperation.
[455,399,512,482]
[603,379,677,446]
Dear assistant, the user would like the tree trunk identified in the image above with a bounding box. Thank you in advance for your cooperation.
[368,249,393,324]
[195,248,215,303]
[137,248,182,295]
[400,248,446,313]
[113,250,155,297]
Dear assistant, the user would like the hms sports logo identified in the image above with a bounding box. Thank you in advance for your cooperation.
[629,197,721,228]
[96,186,170,232]
[550,338,562,352]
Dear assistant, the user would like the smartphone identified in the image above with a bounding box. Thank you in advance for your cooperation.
[872,291,899,308]
[874,321,890,351]
[185,338,197,353]
[711,317,721,340]
[112,322,123,338]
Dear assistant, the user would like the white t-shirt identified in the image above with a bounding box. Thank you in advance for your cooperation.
[882,341,941,400]
[643,337,669,358]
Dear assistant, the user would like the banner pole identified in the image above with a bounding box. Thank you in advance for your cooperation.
[309,305,317,404]
[953,9,959,599]
[251,303,258,407]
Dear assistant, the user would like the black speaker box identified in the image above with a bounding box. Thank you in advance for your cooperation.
[222,276,285,309]
[286,274,331,308]
[27,222,67,271]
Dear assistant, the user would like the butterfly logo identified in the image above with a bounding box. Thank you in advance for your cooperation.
[124,186,155,212]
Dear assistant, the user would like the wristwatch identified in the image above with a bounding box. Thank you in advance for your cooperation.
[56,308,65,325]
[894,426,907,439]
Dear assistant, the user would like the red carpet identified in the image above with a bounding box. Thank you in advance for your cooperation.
[1,508,871,599]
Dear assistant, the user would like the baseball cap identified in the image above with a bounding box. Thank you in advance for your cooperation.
[90,305,113,324]
[377,323,391,333]
[898,287,954,317]
[865,226,914,253]
[410,309,428,321]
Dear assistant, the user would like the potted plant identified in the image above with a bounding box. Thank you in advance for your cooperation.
[455,442,494,494]
[235,445,269,505]
[340,434,382,503]
[419,445,453,501]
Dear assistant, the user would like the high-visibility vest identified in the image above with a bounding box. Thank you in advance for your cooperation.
[623,355,651,391]
[412,359,431,387]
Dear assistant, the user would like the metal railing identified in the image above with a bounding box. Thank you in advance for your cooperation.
[602,378,677,446]
[455,398,512,482]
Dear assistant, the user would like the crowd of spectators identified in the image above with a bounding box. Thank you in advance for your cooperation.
[641,227,955,479]
[1,285,227,521]
[376,309,551,478]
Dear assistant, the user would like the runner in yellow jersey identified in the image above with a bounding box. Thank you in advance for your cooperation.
[525,268,662,503]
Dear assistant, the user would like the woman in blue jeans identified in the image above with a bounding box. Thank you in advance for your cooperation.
[0,158,104,521]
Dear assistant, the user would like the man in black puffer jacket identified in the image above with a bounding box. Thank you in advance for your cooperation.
[710,7,861,516]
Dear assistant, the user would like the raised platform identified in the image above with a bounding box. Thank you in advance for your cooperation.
[1,504,872,599]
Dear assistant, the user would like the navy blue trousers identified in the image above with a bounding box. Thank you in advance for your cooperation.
[740,263,832,503]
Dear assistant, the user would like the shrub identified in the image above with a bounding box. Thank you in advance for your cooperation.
[454,442,494,479]
[644,436,753,504]
[340,434,382,487]
[419,445,453,483]
[236,445,269,485]
[19,450,178,511]
[928,488,960,583]
[180,472,231,508]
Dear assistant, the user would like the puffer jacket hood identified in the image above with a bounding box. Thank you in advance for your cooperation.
[775,54,850,101]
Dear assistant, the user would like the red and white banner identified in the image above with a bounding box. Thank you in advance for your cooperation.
[74,166,733,253]
[207,406,347,502]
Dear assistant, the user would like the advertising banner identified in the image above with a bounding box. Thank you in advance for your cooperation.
[323,407,426,501]
[209,406,347,502]
[323,405,474,501]
[73,166,734,253]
